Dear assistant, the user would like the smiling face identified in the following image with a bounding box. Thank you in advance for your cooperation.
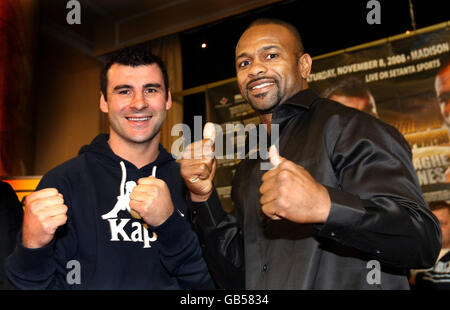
[235,23,311,113]
[100,63,171,149]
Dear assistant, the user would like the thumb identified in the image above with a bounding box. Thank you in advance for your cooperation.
[203,122,216,143]
[269,145,282,168]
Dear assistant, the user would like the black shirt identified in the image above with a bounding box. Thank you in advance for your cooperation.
[190,89,441,289]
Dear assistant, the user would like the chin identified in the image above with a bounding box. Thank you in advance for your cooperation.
[248,91,281,112]
[248,99,279,113]
[130,133,158,144]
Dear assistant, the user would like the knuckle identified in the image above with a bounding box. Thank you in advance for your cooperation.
[28,202,40,215]
[259,196,265,206]
[129,200,138,209]
[24,194,32,206]
[41,221,53,234]
[277,197,286,208]
[279,185,287,196]
[277,170,290,182]
[36,212,45,223]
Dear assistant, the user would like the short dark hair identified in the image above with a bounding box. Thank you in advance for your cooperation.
[100,46,169,101]
[322,76,371,99]
[245,18,304,55]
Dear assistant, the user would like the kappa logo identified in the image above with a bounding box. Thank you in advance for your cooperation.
[101,161,157,248]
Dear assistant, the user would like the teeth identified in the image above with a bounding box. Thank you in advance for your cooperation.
[252,82,274,90]
[127,117,151,121]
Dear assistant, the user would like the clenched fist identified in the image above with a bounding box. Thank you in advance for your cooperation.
[22,188,68,249]
[180,122,217,202]
[259,146,331,223]
[129,176,174,227]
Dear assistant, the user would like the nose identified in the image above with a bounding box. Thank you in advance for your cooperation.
[248,60,267,77]
[130,91,148,110]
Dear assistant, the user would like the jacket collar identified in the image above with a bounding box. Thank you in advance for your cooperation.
[271,88,320,125]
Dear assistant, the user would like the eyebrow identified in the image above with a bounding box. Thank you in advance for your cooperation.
[113,84,132,91]
[143,83,163,90]
[236,45,280,60]
[113,83,163,91]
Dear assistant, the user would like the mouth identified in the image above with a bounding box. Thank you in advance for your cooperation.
[126,116,152,122]
[247,79,276,94]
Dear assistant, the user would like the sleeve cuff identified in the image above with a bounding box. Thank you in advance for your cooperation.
[315,186,366,240]
[152,209,192,249]
[6,232,56,280]
[189,188,226,228]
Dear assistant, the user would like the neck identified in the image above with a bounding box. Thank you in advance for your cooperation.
[259,113,272,134]
[108,132,160,169]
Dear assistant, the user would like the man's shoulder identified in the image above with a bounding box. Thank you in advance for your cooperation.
[315,97,398,131]
[312,97,408,150]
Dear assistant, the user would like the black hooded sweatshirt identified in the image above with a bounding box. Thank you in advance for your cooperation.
[6,134,215,289]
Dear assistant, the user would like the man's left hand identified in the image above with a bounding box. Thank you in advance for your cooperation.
[129,176,174,227]
[259,146,331,223]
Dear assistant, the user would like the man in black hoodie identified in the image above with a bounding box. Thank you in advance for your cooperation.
[5,47,215,289]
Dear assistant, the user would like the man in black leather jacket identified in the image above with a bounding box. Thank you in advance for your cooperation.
[180,18,441,289]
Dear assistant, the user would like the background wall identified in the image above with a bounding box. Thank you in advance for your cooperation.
[33,31,102,175]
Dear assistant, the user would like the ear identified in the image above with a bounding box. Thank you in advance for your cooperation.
[99,92,108,113]
[165,90,173,111]
[298,53,312,79]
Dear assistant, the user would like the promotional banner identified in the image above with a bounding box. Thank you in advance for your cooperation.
[307,24,450,203]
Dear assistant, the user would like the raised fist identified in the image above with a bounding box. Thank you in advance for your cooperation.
[180,122,217,202]
[22,188,68,249]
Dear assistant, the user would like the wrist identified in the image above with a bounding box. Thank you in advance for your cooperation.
[190,191,212,202]
[318,185,332,223]
[21,229,46,249]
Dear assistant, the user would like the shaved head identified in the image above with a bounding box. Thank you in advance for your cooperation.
[244,18,304,56]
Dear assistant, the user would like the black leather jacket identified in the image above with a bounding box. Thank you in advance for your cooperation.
[190,89,441,289]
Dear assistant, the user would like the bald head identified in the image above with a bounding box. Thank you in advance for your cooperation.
[243,18,304,56]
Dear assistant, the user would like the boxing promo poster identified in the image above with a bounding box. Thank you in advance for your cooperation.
[307,24,450,203]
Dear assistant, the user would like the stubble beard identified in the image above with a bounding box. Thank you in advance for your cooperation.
[246,85,282,114]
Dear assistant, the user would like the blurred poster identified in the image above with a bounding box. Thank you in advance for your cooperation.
[207,82,259,212]
[308,25,450,203]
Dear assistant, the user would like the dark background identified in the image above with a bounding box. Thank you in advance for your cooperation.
[181,0,449,88]
[179,0,450,126]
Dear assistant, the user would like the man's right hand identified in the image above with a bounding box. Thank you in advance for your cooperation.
[180,122,217,202]
[22,188,68,249]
